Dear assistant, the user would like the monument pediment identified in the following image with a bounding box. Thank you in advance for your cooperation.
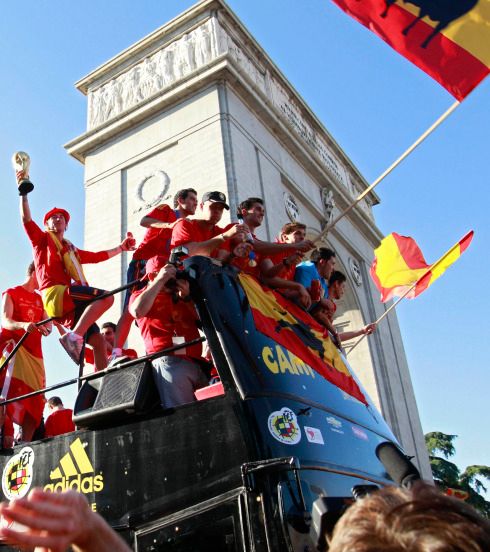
[66,0,377,221]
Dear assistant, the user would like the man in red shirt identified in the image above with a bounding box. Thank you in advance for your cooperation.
[0,262,51,443]
[101,322,137,359]
[216,197,264,275]
[83,321,138,371]
[129,257,208,408]
[260,222,312,309]
[44,396,75,437]
[170,191,248,256]
[113,188,198,357]
[217,198,315,275]
[20,193,135,371]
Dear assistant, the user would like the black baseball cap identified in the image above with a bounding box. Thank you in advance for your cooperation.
[202,191,229,210]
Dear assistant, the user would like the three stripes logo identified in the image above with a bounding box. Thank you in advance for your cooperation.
[44,438,104,494]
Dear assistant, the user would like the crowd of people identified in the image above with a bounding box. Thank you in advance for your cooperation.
[0,188,487,549]
[0,189,377,445]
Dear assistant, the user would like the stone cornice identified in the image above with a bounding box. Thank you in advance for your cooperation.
[74,0,219,95]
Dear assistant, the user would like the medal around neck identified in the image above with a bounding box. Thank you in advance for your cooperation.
[12,151,34,196]
[248,251,257,267]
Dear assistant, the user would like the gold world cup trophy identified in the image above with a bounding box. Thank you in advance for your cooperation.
[12,151,34,195]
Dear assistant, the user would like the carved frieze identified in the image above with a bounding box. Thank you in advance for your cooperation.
[87,15,270,130]
[87,18,226,129]
[223,32,267,95]
[269,77,349,190]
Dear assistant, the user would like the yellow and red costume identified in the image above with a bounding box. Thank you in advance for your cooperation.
[0,286,46,432]
[24,218,109,327]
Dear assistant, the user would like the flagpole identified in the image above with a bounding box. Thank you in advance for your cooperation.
[346,229,472,355]
[314,100,460,243]
[346,280,418,355]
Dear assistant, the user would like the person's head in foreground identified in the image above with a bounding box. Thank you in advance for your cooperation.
[328,481,490,552]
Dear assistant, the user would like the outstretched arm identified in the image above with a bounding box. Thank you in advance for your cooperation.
[140,215,179,229]
[260,254,302,279]
[185,224,249,256]
[0,488,131,552]
[253,239,314,255]
[339,323,376,342]
[104,232,136,259]
[261,276,312,310]
[20,195,46,246]
[79,233,137,264]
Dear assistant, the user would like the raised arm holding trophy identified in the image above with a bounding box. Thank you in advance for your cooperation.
[15,153,136,372]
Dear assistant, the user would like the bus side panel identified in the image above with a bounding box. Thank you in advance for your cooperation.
[0,396,250,528]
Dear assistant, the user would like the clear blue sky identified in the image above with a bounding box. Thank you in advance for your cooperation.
[0,1,487,477]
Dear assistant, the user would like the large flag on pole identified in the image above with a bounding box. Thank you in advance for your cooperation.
[370,230,474,302]
[238,274,367,404]
[330,0,490,100]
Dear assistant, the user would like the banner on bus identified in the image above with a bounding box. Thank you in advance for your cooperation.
[238,274,367,405]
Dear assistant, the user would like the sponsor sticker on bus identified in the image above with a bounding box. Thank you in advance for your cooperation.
[304,426,325,445]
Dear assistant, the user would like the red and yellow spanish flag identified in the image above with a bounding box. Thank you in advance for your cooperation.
[238,274,367,404]
[330,0,490,100]
[370,230,473,302]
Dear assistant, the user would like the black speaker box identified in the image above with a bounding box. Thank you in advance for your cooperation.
[74,361,160,428]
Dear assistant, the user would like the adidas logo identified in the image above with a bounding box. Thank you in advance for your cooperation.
[43,438,104,494]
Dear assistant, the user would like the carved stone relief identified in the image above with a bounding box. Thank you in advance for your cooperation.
[133,170,171,214]
[349,257,363,287]
[87,17,227,129]
[269,76,349,190]
[87,16,267,131]
[284,192,300,222]
[321,187,335,227]
[223,33,267,95]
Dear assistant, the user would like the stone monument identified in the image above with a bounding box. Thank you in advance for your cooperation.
[65,0,432,478]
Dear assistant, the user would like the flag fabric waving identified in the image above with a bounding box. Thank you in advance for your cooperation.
[0,286,46,435]
[238,273,367,404]
[370,230,473,302]
[330,0,490,100]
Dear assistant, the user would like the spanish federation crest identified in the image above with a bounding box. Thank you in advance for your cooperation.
[267,407,301,445]
[2,447,35,500]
